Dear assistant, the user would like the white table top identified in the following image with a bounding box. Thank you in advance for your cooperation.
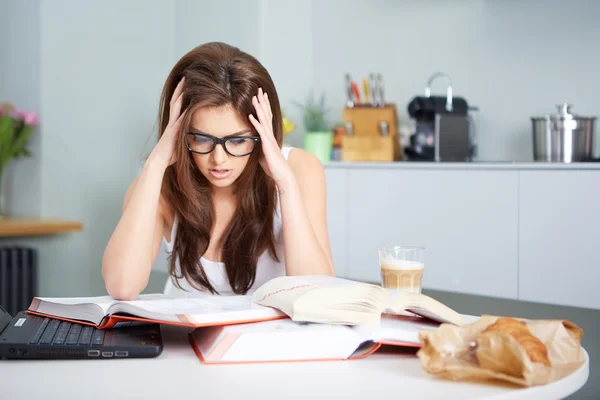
[0,325,589,400]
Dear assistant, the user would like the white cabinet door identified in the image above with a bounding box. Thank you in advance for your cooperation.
[519,171,600,309]
[324,168,348,278]
[345,168,519,299]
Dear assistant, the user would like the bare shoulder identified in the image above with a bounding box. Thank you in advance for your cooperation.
[286,148,325,182]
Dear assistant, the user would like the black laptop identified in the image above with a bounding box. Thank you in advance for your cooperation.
[0,305,163,359]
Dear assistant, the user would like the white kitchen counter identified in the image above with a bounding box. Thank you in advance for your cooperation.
[323,161,600,170]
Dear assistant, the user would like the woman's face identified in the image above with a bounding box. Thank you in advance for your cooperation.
[187,105,256,190]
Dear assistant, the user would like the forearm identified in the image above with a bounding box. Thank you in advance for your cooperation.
[102,152,167,299]
[278,175,334,276]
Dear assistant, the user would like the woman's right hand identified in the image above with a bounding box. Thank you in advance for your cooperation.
[153,76,186,167]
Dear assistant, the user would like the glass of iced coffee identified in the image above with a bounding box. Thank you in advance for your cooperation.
[378,246,424,293]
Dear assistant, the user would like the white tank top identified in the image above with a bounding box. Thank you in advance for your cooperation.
[162,146,294,296]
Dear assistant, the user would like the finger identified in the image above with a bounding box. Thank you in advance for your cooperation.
[249,114,276,147]
[252,95,269,127]
[249,114,267,140]
[250,112,276,148]
[174,109,187,128]
[169,92,184,126]
[170,76,185,107]
[254,104,274,143]
[249,114,273,149]
[251,120,278,154]
[164,110,186,140]
[263,92,273,119]
[257,88,272,121]
[258,89,271,117]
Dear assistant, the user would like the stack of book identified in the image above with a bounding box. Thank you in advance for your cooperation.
[26,275,466,364]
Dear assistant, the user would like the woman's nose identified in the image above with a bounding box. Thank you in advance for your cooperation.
[211,142,229,164]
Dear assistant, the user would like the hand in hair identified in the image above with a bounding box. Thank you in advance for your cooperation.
[249,87,294,187]
[154,76,186,167]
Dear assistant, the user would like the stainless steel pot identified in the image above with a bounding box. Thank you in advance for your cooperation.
[531,104,596,162]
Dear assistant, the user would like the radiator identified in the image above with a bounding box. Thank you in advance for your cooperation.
[0,246,38,316]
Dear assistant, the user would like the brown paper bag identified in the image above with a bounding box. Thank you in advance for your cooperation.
[417,315,585,387]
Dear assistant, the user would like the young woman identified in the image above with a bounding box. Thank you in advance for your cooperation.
[102,42,335,300]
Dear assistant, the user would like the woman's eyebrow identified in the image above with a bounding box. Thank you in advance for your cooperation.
[189,127,252,137]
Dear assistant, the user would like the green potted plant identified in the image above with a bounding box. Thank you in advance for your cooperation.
[293,91,333,163]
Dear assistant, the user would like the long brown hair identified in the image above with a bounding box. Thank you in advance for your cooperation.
[158,42,283,294]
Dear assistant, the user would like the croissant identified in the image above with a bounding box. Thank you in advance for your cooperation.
[482,317,551,367]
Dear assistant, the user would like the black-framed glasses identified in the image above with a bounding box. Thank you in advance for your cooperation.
[185,133,260,157]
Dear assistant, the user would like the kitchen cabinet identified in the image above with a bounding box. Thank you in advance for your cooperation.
[519,171,600,309]
[324,168,348,277]
[343,168,519,299]
[323,162,600,309]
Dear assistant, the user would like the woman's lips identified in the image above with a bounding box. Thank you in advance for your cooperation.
[209,168,232,179]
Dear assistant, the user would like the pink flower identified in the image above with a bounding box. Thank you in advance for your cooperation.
[24,111,39,127]
[0,102,14,115]
[11,109,27,120]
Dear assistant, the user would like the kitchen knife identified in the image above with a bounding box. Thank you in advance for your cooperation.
[362,77,370,104]
[345,73,354,108]
[377,73,385,107]
[369,73,379,106]
[351,80,361,105]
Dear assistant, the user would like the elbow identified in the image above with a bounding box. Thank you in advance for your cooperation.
[104,272,142,300]
[105,282,140,301]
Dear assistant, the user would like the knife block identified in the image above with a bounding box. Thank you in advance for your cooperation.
[341,135,400,161]
[341,104,402,161]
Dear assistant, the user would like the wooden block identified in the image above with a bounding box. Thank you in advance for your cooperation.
[342,104,398,137]
[341,134,402,161]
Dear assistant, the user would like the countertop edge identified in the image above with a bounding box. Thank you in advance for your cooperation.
[321,161,600,170]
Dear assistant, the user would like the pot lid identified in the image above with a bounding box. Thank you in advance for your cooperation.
[532,103,597,121]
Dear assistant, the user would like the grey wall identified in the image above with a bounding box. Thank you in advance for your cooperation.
[172,0,600,160]
[0,0,42,217]
[3,0,600,297]
[175,0,260,59]
[309,0,600,161]
[1,0,175,296]
[36,0,175,295]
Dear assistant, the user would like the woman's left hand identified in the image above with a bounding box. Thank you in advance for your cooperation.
[249,87,294,186]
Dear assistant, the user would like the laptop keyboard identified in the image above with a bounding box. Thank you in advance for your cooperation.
[29,318,104,346]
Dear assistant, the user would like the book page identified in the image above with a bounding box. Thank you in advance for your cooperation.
[251,275,377,317]
[251,276,328,316]
[386,291,465,325]
[369,314,440,345]
[192,319,366,363]
[112,293,284,324]
[30,295,120,325]
[35,295,117,314]
[33,294,171,317]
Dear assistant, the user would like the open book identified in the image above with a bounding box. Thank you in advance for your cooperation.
[26,293,285,329]
[251,275,465,326]
[26,275,463,330]
[189,314,441,364]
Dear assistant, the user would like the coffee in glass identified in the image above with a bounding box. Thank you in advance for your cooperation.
[378,246,424,293]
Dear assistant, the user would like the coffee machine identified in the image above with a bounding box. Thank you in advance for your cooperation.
[405,72,477,162]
